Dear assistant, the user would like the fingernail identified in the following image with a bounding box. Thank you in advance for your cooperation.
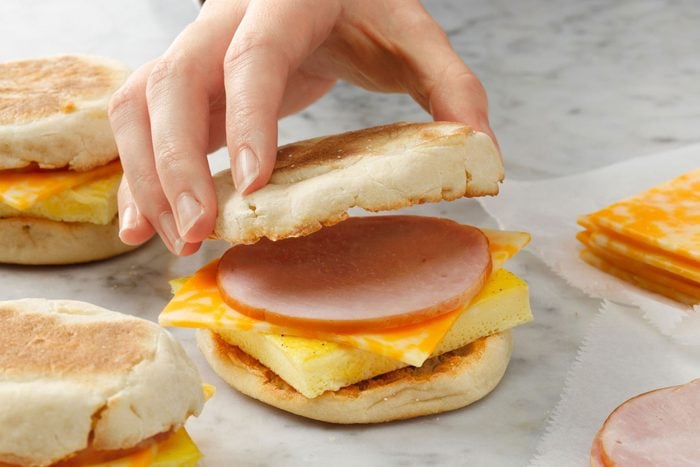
[233,147,260,193]
[175,192,204,237]
[120,204,138,234]
[159,211,185,255]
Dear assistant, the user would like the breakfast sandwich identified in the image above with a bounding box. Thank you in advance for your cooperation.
[577,168,700,305]
[0,55,136,264]
[160,122,533,424]
[0,299,208,467]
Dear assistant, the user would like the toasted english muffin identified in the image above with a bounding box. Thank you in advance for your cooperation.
[0,299,204,467]
[0,54,129,171]
[197,329,512,424]
[213,122,503,245]
[0,216,136,265]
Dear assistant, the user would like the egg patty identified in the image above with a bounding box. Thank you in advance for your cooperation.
[0,172,120,224]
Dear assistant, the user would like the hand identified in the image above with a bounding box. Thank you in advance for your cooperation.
[109,0,497,255]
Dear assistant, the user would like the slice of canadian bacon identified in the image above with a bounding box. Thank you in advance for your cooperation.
[217,216,492,333]
[590,379,700,467]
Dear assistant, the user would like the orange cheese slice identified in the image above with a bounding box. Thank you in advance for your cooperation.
[160,229,530,366]
[580,249,699,305]
[56,427,201,467]
[583,168,700,262]
[0,160,122,210]
[481,228,532,268]
[577,169,700,305]
[578,232,700,303]
[580,226,700,284]
[143,428,202,467]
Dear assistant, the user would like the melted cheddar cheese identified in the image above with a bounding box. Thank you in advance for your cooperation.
[161,230,532,366]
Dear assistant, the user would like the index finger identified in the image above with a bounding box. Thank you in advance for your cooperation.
[146,16,235,243]
[144,0,248,243]
[222,0,341,194]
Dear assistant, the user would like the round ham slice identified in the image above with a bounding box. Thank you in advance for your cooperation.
[217,216,492,332]
[590,379,700,467]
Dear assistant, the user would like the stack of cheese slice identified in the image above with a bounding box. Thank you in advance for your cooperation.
[577,168,700,305]
[161,229,533,399]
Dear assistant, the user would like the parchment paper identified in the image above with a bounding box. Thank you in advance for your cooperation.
[528,301,700,466]
[479,144,700,344]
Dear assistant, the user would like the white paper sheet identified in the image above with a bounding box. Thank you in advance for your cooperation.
[528,301,700,467]
[479,144,700,343]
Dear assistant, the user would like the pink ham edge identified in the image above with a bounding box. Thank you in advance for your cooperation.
[216,216,492,332]
[592,379,700,467]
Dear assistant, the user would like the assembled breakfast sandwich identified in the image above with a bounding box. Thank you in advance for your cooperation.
[0,55,135,264]
[160,122,533,424]
[0,299,207,466]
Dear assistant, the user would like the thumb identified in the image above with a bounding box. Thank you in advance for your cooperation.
[427,59,499,151]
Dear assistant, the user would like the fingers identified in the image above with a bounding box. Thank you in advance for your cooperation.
[110,63,172,250]
[223,0,340,194]
[112,0,490,260]
[145,2,249,243]
[428,61,499,149]
[308,0,497,148]
[110,1,247,254]
[147,0,256,240]
[109,62,199,255]
[145,24,221,243]
[378,1,498,147]
[279,69,336,118]
[118,178,202,256]
[117,177,154,245]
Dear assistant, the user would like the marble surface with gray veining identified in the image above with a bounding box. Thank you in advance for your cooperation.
[1,1,698,466]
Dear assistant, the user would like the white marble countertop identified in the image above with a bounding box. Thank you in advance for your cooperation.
[1,1,698,466]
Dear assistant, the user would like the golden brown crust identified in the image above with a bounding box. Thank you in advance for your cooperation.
[0,55,121,125]
[0,307,153,378]
[274,122,473,171]
[198,329,512,424]
[214,122,504,245]
[0,216,138,265]
[0,55,129,171]
[0,299,205,467]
